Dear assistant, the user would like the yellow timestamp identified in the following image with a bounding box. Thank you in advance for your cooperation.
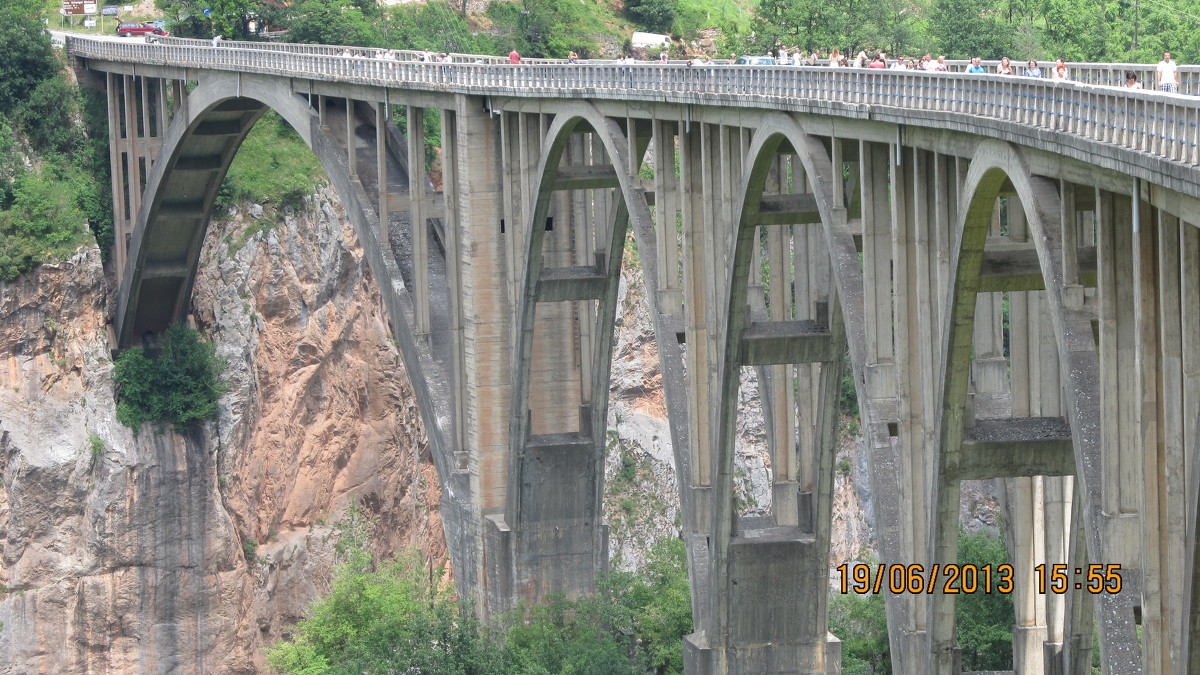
[836,563,1015,595]
[1033,564,1122,594]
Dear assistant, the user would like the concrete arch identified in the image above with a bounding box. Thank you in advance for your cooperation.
[704,113,848,668]
[929,140,1140,673]
[501,101,654,607]
[115,73,330,346]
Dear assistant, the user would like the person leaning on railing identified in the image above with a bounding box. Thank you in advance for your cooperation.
[1125,70,1144,89]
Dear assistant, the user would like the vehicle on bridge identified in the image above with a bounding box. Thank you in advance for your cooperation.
[116,22,168,38]
[734,55,776,65]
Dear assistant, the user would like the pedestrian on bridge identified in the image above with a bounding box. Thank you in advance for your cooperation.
[1125,70,1144,89]
[1051,57,1070,81]
[996,56,1015,75]
[1156,52,1179,92]
[1024,59,1042,77]
[509,49,521,64]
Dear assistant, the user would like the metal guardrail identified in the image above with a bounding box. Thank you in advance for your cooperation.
[70,36,1200,167]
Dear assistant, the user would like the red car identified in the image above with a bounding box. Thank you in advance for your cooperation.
[116,22,169,38]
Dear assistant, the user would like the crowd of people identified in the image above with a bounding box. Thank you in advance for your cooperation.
[729,46,1184,92]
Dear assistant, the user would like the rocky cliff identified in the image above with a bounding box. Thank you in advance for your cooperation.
[0,187,442,673]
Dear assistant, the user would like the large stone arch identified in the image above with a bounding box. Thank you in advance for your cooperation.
[928,140,1140,673]
[501,101,657,608]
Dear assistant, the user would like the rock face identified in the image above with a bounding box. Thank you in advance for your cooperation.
[0,187,443,673]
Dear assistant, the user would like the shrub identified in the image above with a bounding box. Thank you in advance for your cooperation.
[113,324,228,433]
[243,538,258,561]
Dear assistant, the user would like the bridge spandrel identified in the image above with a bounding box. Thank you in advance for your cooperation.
[73,35,1200,675]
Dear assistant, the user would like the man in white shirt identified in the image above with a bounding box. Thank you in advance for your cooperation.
[1157,51,1179,92]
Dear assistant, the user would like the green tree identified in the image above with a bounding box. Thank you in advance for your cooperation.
[155,0,259,39]
[277,0,379,46]
[956,529,1016,670]
[627,0,679,34]
[267,506,507,674]
[382,1,491,54]
[602,539,693,673]
[0,0,58,118]
[489,0,600,58]
[929,0,1012,58]
[828,591,891,674]
[113,323,228,433]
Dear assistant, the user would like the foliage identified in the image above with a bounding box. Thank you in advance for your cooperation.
[828,591,891,674]
[383,1,493,54]
[268,531,693,675]
[0,0,58,119]
[216,111,323,214]
[0,163,98,280]
[155,0,259,39]
[930,0,1013,59]
[267,504,507,674]
[112,323,228,433]
[88,433,106,458]
[627,0,678,34]
[488,0,603,59]
[956,529,1015,670]
[275,0,378,46]
[243,538,258,561]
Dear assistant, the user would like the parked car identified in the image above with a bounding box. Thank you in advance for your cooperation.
[116,22,168,37]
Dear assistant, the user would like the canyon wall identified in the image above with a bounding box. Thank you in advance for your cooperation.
[0,189,442,673]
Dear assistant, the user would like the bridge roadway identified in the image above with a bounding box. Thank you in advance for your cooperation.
[68,35,1200,674]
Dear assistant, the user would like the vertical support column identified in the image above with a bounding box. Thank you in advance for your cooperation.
[107,72,127,284]
[1134,196,1165,675]
[124,75,142,225]
[377,102,388,241]
[318,94,327,129]
[408,106,429,334]
[346,98,357,177]
[450,94,509,619]
[1097,191,1142,562]
[441,108,466,464]
[890,142,931,670]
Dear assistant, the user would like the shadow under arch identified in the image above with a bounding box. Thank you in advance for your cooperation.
[502,101,661,609]
[929,140,1140,673]
[702,113,848,668]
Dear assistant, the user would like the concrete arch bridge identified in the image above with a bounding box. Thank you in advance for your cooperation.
[67,35,1200,675]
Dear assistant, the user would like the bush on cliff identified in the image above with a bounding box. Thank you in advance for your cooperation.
[113,323,227,433]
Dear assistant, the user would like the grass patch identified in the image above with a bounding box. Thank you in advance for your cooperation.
[215,111,324,215]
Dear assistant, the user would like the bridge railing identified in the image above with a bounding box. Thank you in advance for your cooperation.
[151,37,1200,92]
[70,37,1200,166]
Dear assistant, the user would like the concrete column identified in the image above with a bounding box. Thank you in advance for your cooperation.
[1134,197,1165,675]
[376,102,388,241]
[440,108,466,460]
[449,95,508,617]
[408,106,428,334]
[107,72,127,283]
[124,75,142,225]
[346,98,356,177]
[318,94,327,129]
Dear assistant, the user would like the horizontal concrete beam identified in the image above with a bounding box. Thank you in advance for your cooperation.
[386,192,446,220]
[552,165,619,191]
[141,261,192,279]
[978,245,1097,292]
[957,417,1075,479]
[738,320,836,365]
[756,193,821,225]
[536,266,607,302]
[174,155,224,172]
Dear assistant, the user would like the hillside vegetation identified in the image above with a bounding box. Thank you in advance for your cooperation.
[0,0,111,281]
